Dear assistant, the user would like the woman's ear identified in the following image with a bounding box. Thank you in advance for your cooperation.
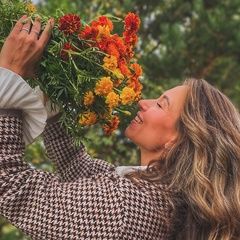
[164,140,174,149]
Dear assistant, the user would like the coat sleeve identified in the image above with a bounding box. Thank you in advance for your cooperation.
[43,122,115,182]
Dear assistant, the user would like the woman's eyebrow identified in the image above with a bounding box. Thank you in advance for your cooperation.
[163,95,170,106]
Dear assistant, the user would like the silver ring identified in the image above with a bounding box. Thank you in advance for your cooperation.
[21,27,29,33]
[31,30,40,36]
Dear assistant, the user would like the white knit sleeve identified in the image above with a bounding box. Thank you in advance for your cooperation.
[0,67,47,145]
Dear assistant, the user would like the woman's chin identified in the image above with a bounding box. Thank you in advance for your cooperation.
[124,127,130,138]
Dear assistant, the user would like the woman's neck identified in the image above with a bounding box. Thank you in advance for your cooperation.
[140,150,163,166]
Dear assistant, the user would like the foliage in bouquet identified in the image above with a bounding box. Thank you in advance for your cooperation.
[0,0,143,144]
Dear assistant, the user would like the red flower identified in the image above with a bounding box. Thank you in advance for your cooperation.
[60,42,76,60]
[78,25,99,42]
[103,116,120,135]
[123,31,138,46]
[124,12,140,32]
[58,14,81,36]
[124,45,134,62]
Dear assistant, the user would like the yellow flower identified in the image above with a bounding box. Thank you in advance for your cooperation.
[106,91,120,108]
[25,3,36,13]
[83,91,94,106]
[103,55,118,72]
[120,87,136,105]
[94,77,113,96]
[78,110,97,126]
[96,25,111,42]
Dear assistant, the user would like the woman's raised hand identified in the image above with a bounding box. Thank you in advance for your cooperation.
[0,15,54,78]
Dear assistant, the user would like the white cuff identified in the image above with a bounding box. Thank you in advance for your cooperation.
[34,86,60,119]
[0,67,47,145]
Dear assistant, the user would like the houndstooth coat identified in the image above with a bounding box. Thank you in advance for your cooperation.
[0,111,184,240]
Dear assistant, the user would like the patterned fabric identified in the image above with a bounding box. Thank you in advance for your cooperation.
[0,114,184,240]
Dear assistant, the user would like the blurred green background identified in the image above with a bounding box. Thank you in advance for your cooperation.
[1,0,240,238]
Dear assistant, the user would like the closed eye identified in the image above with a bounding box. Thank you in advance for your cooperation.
[157,103,162,108]
[157,102,170,116]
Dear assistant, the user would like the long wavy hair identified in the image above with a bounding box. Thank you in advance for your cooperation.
[127,78,240,239]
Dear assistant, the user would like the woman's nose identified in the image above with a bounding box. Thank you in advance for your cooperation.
[138,99,152,111]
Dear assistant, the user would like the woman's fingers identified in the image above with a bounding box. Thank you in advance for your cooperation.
[38,18,54,49]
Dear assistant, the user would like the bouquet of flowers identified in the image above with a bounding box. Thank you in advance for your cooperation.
[0,0,143,144]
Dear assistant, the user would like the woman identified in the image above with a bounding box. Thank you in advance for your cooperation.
[0,16,239,240]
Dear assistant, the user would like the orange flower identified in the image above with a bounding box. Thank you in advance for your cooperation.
[103,55,123,77]
[102,115,120,135]
[96,25,111,43]
[127,76,142,102]
[78,110,97,126]
[106,91,120,108]
[126,63,143,97]
[101,42,121,59]
[130,63,143,77]
[94,77,113,95]
[127,76,143,91]
[60,42,76,60]
[110,35,127,58]
[120,87,136,105]
[118,58,130,77]
[58,14,81,36]
[83,91,95,106]
[91,16,114,32]
[124,12,140,32]
[98,35,126,59]
[103,55,118,72]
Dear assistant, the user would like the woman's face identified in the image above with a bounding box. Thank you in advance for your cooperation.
[125,86,187,158]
